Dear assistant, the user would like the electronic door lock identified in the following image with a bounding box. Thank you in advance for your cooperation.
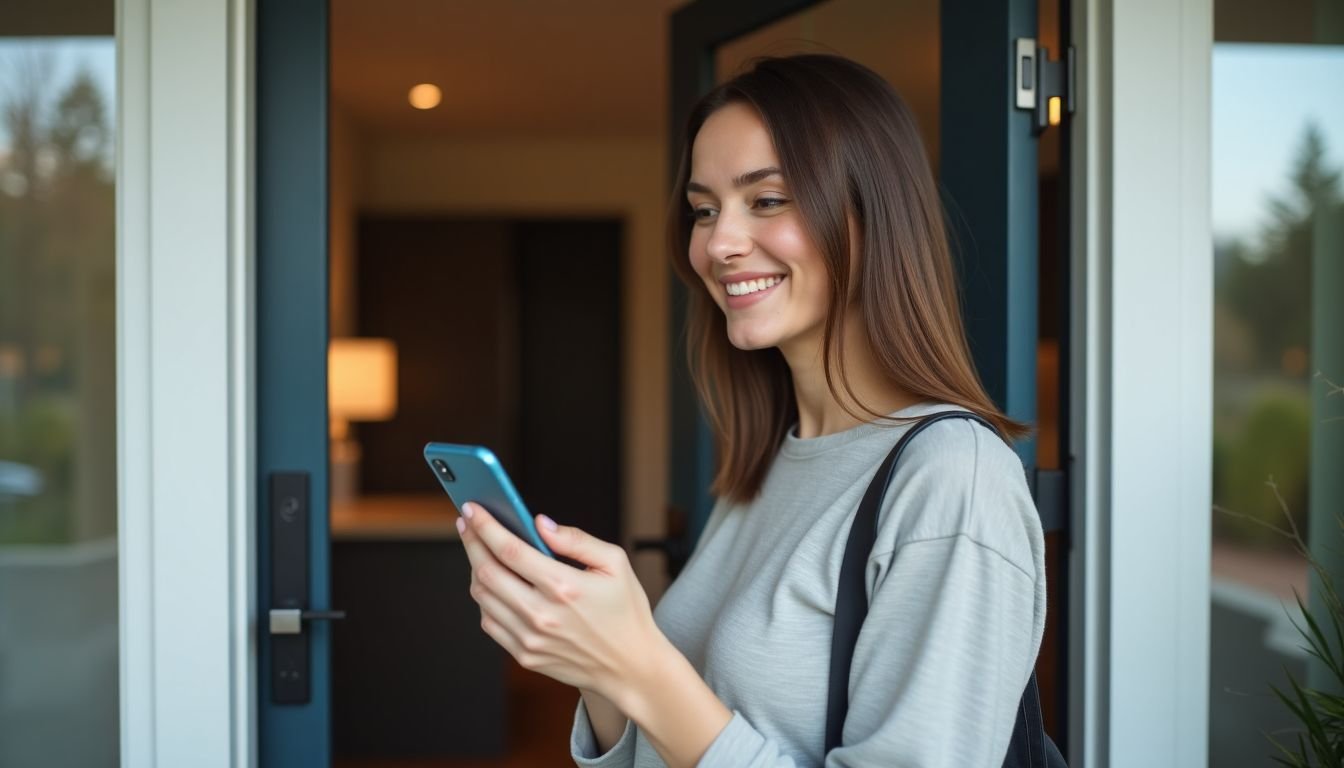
[268,608,347,635]
[1015,38,1076,135]
[267,471,345,704]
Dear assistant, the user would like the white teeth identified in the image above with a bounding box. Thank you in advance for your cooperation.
[726,276,781,296]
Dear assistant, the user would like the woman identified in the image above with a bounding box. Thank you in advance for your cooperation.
[455,54,1046,767]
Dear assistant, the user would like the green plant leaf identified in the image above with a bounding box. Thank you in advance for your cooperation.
[1288,591,1344,681]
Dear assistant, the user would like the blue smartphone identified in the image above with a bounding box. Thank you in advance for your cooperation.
[423,443,555,558]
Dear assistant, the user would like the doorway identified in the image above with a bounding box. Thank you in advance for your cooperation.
[323,5,668,762]
[290,0,1074,763]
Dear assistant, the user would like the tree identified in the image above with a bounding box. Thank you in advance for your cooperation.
[0,50,56,405]
[0,53,115,543]
[0,60,113,400]
[1218,123,1340,374]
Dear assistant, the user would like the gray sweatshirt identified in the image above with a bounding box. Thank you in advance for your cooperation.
[570,402,1047,767]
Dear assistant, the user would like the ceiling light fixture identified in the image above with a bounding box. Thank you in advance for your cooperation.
[408,83,441,110]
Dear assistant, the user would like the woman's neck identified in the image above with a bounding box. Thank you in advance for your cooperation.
[780,312,921,439]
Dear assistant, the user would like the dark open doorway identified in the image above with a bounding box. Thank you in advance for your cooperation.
[331,216,622,762]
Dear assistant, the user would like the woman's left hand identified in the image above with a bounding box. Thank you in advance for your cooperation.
[457,502,664,704]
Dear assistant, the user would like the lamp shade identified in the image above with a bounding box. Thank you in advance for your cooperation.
[329,338,398,422]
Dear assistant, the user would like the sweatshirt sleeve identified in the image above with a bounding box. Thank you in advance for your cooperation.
[689,533,1040,768]
[570,696,637,766]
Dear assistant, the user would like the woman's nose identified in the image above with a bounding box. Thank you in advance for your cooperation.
[705,210,752,263]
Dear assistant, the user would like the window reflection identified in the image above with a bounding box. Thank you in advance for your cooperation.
[1210,42,1344,766]
[0,37,118,768]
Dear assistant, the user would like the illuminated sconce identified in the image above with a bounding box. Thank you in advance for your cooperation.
[408,83,441,110]
[329,337,398,503]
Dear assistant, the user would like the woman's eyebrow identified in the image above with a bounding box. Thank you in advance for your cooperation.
[686,166,783,195]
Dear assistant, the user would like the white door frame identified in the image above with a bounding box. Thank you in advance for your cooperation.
[117,0,256,764]
[1070,0,1213,764]
[113,0,1214,764]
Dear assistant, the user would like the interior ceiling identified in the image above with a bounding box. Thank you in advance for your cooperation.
[330,0,944,143]
[331,0,687,140]
[329,0,1032,176]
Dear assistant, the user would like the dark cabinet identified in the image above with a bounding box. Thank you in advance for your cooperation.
[330,497,507,759]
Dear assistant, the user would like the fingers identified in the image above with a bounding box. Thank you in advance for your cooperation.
[479,611,549,672]
[473,579,545,663]
[461,502,560,585]
[478,608,528,663]
[536,515,622,573]
[459,510,546,619]
[459,509,556,670]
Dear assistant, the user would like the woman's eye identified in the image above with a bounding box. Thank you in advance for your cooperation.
[687,199,783,223]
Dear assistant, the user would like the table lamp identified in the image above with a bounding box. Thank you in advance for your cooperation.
[329,337,398,504]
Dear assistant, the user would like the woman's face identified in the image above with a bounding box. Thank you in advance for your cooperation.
[686,102,831,355]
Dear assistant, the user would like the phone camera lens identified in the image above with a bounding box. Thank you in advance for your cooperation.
[432,459,455,481]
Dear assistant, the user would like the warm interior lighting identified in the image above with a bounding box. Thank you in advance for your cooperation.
[1048,96,1062,126]
[329,337,398,439]
[408,83,442,110]
[329,337,398,504]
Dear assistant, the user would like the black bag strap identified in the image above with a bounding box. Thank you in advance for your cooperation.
[824,410,1064,767]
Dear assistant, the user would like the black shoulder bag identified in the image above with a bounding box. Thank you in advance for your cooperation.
[825,410,1066,767]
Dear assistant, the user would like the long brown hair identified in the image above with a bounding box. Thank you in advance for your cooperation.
[669,54,1029,502]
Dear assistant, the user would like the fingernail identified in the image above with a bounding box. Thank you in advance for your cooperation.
[456,516,466,534]
[461,503,475,519]
[538,514,557,532]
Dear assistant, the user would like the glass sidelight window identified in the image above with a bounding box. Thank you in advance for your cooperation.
[1208,1,1344,763]
[0,14,118,768]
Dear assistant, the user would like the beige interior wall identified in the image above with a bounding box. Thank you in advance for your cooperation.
[346,134,672,597]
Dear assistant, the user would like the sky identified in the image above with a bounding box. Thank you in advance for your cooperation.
[1212,43,1344,245]
[0,38,116,154]
[0,37,1340,249]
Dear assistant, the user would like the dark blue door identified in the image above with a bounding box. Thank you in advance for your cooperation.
[256,0,334,764]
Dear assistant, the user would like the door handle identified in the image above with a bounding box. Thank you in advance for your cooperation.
[269,608,347,635]
[268,471,344,704]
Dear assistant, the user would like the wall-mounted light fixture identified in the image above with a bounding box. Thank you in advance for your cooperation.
[329,337,398,503]
[408,83,441,110]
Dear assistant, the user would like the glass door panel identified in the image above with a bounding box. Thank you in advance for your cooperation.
[1208,4,1344,761]
[0,10,119,767]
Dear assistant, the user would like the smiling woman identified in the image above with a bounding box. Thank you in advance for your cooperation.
[685,112,830,357]
[458,53,1056,768]
[672,56,1028,501]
